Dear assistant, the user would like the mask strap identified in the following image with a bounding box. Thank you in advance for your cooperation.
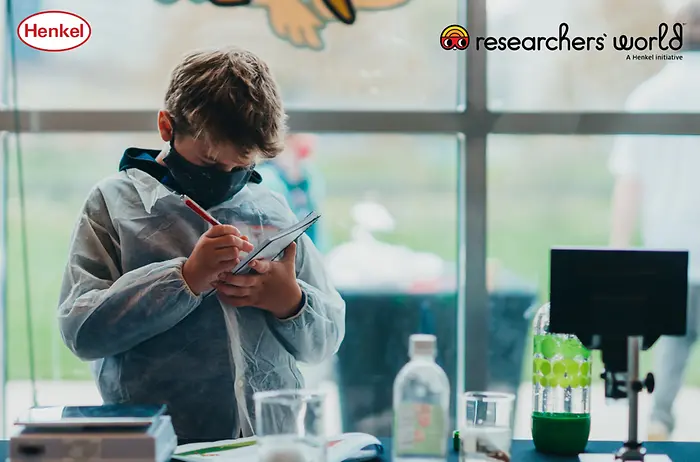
[168,119,177,149]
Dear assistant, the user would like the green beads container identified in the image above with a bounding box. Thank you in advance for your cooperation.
[531,302,592,455]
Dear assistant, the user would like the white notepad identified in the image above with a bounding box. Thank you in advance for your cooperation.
[232,212,320,275]
[173,432,382,462]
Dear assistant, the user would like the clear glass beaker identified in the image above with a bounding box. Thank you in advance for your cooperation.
[458,391,515,462]
[254,389,327,462]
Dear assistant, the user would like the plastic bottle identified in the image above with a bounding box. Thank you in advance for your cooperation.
[393,334,450,462]
[531,302,592,455]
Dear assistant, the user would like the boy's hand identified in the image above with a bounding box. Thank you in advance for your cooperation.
[183,225,254,295]
[212,242,303,318]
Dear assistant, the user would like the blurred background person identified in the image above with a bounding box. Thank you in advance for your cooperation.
[608,0,700,441]
[258,133,330,252]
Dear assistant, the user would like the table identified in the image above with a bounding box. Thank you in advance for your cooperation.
[2,438,698,461]
[379,439,699,461]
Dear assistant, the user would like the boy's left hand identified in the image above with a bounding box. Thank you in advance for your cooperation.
[212,242,303,319]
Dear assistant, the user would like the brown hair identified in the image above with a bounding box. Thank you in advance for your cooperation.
[164,47,287,159]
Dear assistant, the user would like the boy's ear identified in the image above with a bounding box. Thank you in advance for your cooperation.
[157,111,174,142]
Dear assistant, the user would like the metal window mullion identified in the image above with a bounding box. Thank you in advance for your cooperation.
[462,0,489,395]
[0,110,467,133]
[1,111,700,134]
[489,113,700,135]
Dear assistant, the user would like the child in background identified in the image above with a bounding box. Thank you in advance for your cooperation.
[258,133,329,252]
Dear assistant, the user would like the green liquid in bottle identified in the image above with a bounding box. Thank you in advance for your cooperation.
[531,412,591,455]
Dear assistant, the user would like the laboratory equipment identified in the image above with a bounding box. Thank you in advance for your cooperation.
[393,334,450,462]
[549,247,688,462]
[531,302,592,455]
[253,389,327,462]
[458,391,514,462]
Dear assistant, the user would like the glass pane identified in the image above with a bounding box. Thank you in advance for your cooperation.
[11,0,460,110]
[487,0,698,111]
[488,134,700,442]
[5,132,460,438]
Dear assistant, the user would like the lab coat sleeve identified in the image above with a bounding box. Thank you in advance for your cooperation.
[58,187,203,361]
[265,233,346,364]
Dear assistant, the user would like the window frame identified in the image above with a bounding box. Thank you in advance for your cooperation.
[3,0,700,432]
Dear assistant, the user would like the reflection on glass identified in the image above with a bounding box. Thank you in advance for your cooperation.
[9,0,459,109]
[5,133,459,438]
[487,135,700,443]
[487,0,700,111]
[254,390,327,462]
[458,392,515,462]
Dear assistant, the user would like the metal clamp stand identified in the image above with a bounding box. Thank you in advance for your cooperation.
[615,337,655,461]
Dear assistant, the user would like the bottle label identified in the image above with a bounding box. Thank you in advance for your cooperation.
[394,403,446,456]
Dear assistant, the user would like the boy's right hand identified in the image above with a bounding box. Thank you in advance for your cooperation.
[182,225,254,295]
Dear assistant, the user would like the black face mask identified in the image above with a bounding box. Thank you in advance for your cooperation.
[162,137,255,210]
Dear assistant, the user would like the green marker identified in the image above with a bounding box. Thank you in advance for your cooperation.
[175,440,257,456]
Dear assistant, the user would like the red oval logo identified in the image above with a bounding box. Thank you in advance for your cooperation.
[17,10,91,52]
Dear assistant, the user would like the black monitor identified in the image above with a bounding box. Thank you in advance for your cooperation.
[549,247,688,455]
[549,247,688,371]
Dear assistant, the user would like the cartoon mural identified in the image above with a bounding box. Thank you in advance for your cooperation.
[155,0,410,50]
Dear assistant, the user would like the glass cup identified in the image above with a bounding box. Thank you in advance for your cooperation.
[458,392,516,462]
[254,389,327,462]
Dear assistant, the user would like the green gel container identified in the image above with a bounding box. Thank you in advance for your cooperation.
[532,412,591,455]
[531,303,592,455]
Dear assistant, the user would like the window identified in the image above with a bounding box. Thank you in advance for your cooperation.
[489,135,700,442]
[6,0,697,449]
[10,0,462,109]
[5,132,463,437]
[487,0,692,111]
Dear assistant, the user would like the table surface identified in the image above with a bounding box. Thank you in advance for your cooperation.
[381,439,698,461]
[2,438,698,461]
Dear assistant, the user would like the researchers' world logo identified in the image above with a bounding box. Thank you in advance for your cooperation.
[17,10,91,52]
[443,22,687,61]
[440,24,469,50]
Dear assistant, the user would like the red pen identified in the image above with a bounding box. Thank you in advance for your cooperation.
[181,195,221,227]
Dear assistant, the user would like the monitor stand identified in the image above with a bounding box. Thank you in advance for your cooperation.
[579,338,672,462]
[580,456,671,462]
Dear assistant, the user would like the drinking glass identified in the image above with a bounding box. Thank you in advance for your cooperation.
[254,389,327,462]
[458,392,515,462]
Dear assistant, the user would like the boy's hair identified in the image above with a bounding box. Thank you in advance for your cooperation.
[164,47,287,160]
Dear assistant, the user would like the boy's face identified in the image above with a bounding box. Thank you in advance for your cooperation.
[156,111,253,171]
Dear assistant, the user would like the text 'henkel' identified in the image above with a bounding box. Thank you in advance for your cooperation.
[22,22,85,39]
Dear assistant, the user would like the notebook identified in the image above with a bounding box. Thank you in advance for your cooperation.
[232,211,320,275]
[173,432,382,462]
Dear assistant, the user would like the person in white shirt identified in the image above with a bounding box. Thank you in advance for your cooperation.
[609,1,700,441]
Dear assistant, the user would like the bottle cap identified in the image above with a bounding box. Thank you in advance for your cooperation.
[409,334,437,358]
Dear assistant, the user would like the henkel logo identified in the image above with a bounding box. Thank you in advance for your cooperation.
[17,10,91,52]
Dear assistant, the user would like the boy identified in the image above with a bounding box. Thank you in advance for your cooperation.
[57,47,346,443]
